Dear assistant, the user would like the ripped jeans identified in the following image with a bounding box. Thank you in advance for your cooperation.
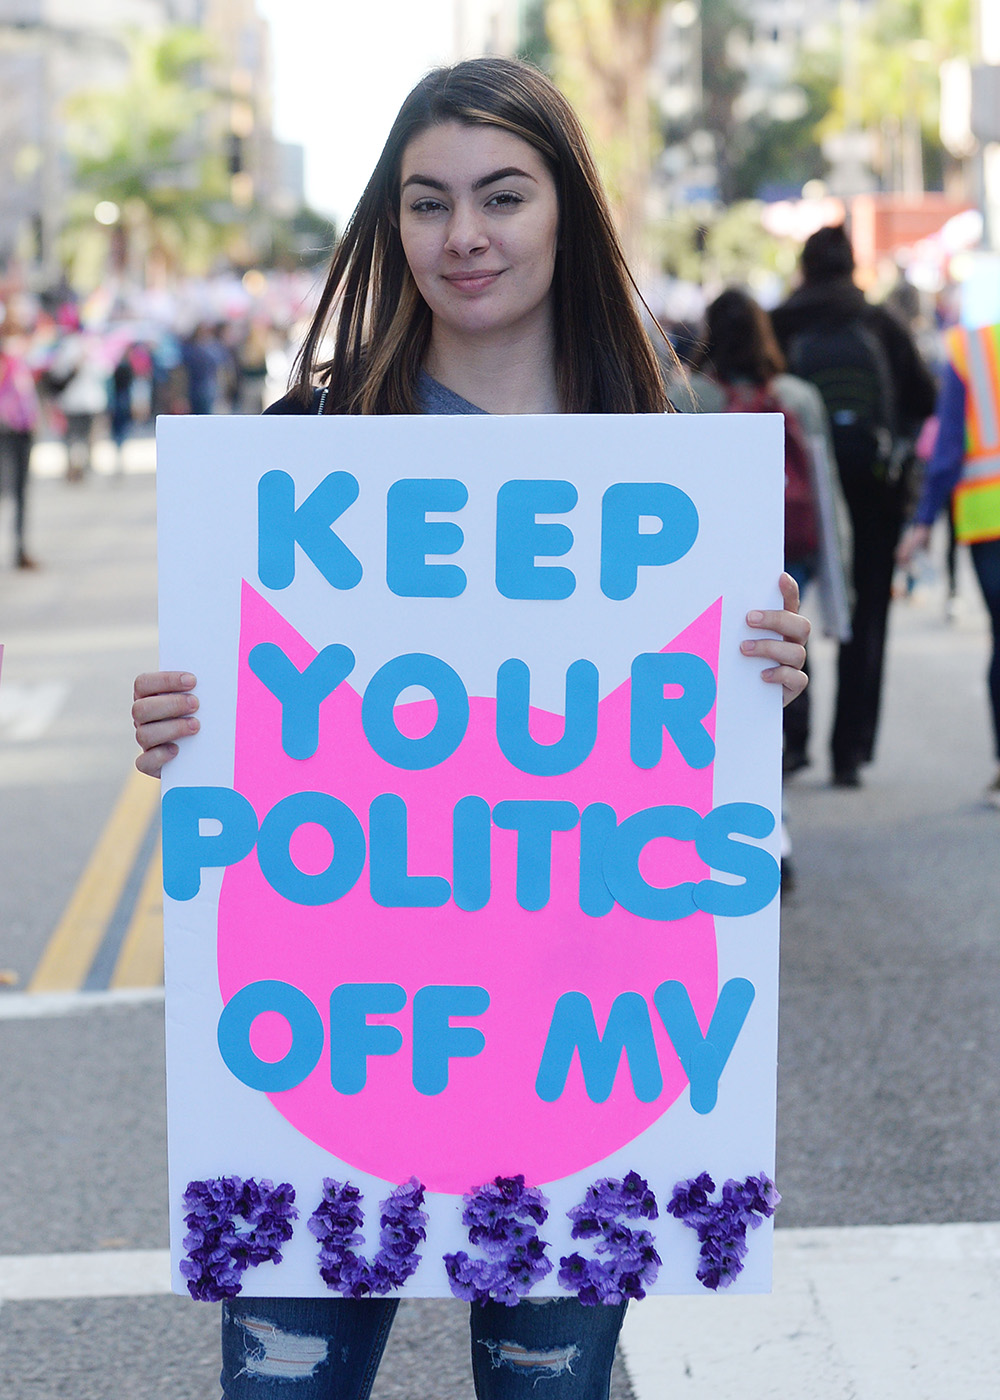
[221,1295,628,1400]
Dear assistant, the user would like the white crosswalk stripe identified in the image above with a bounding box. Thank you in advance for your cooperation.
[0,1250,170,1302]
[620,1221,1000,1400]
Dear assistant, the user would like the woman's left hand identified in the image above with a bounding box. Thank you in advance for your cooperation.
[741,572,810,706]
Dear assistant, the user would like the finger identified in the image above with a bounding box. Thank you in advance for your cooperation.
[133,671,197,701]
[135,715,200,753]
[761,664,809,706]
[777,571,801,613]
[132,690,199,729]
[135,743,178,779]
[740,638,807,671]
[745,609,811,646]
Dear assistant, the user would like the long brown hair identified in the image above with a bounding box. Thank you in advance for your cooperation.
[292,57,671,414]
[700,288,785,387]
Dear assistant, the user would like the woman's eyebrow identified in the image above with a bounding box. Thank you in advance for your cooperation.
[401,167,537,193]
[472,166,536,190]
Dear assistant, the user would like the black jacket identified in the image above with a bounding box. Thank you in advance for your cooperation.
[770,275,937,433]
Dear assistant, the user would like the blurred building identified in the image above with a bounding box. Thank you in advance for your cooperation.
[0,1,135,274]
[453,0,522,58]
[0,0,303,282]
[655,0,849,208]
[198,0,274,214]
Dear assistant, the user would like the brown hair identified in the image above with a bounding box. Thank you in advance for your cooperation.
[700,288,785,387]
[291,57,671,414]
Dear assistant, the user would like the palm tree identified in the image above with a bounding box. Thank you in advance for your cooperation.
[547,0,667,265]
[64,28,233,281]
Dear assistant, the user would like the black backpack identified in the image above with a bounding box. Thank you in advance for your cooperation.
[787,319,899,481]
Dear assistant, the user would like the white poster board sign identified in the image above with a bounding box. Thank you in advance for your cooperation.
[157,411,784,1304]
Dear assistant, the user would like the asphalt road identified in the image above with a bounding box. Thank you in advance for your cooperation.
[1,460,997,1397]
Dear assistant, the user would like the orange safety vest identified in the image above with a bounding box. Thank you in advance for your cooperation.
[947,324,1000,543]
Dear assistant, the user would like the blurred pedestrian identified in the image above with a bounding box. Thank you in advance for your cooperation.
[109,349,135,473]
[898,321,1000,806]
[771,225,936,786]
[182,323,226,415]
[0,322,40,568]
[47,320,109,482]
[668,287,851,779]
[235,319,271,415]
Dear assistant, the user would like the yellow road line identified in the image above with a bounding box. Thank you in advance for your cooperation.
[29,769,160,993]
[111,842,164,989]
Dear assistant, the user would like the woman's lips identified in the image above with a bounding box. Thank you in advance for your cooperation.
[442,270,504,292]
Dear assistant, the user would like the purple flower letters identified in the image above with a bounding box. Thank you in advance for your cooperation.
[558,1171,661,1304]
[180,1176,298,1301]
[179,1167,778,1298]
[444,1175,553,1305]
[308,1177,428,1297]
[667,1171,780,1290]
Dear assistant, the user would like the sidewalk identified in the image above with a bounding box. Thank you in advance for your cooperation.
[29,434,157,479]
[620,1222,1000,1400]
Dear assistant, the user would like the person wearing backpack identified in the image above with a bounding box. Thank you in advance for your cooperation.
[666,290,850,886]
[771,224,936,786]
[668,288,851,657]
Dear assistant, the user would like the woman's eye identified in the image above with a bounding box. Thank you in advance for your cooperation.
[486,191,523,208]
[410,198,447,214]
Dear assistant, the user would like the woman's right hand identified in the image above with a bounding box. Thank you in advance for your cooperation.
[132,671,199,777]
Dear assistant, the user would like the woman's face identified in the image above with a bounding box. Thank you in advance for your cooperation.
[398,122,559,345]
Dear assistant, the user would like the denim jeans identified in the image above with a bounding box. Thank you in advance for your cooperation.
[220,1295,628,1400]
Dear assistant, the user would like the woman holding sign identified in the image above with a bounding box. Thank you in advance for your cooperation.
[134,57,808,1400]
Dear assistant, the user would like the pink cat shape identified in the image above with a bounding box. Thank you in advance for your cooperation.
[218,583,721,1193]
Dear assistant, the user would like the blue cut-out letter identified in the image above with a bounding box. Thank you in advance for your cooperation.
[496,480,577,599]
[218,980,324,1092]
[248,642,355,760]
[652,978,755,1113]
[453,796,491,912]
[362,654,469,769]
[386,478,468,597]
[630,652,716,770]
[412,985,490,1095]
[578,803,617,917]
[600,483,698,600]
[492,800,579,910]
[258,470,362,590]
[257,792,366,906]
[694,803,780,916]
[369,794,450,908]
[601,805,701,920]
[496,659,598,775]
[162,786,259,901]
[329,983,407,1094]
[535,991,663,1103]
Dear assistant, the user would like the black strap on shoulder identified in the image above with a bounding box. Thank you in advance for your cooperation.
[316,385,330,415]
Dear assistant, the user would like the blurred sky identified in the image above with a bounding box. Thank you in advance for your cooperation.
[256,0,460,226]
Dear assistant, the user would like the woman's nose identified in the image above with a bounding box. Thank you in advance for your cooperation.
[444,203,489,257]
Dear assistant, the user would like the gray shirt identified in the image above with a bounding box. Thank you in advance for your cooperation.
[416,371,487,416]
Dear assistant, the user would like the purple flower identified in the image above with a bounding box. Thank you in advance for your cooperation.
[444,1176,552,1306]
[668,1171,780,1290]
[180,1177,298,1302]
[308,1177,428,1298]
[559,1174,661,1305]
